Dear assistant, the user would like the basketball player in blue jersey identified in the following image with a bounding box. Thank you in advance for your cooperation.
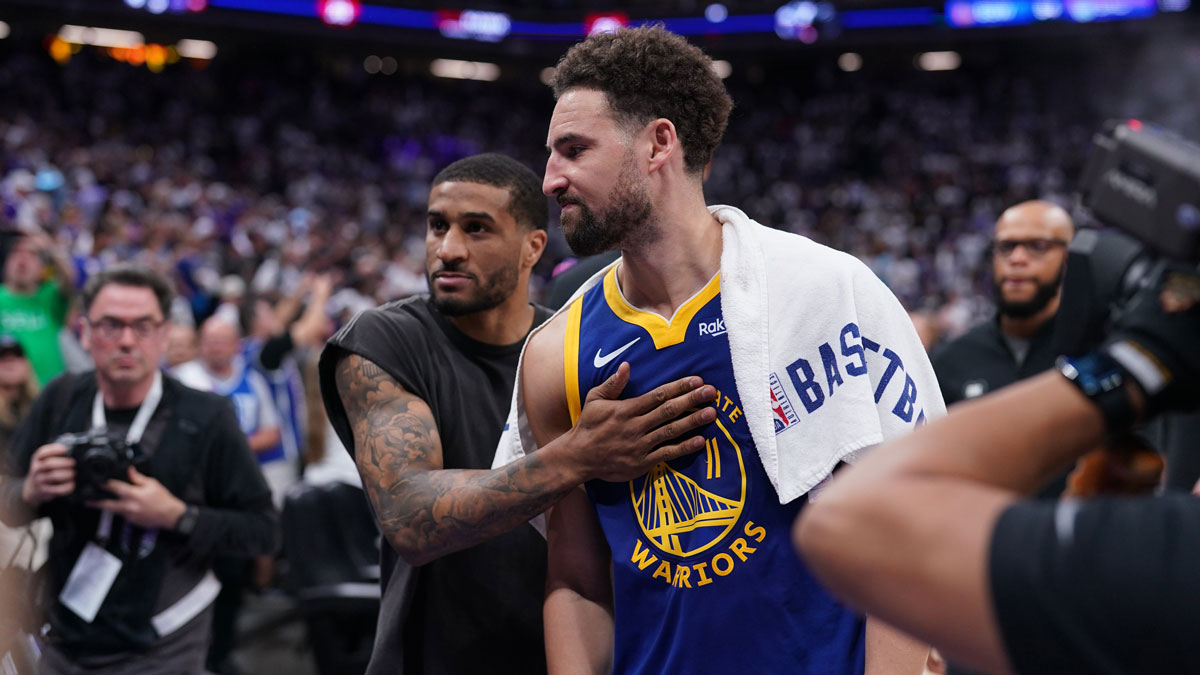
[521,27,932,674]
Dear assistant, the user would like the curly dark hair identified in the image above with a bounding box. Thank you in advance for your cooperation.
[551,26,733,175]
[432,153,549,231]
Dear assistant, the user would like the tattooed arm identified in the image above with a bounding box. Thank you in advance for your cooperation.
[336,349,714,566]
[336,352,573,566]
[334,313,716,566]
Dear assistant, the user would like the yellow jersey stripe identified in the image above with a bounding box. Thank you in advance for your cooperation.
[565,297,584,426]
[603,267,721,350]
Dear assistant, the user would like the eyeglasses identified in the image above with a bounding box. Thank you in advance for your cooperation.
[992,238,1068,259]
[88,317,165,341]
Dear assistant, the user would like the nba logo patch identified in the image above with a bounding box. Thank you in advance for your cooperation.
[769,372,799,435]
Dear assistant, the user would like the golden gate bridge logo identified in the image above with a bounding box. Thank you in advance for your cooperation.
[630,419,746,557]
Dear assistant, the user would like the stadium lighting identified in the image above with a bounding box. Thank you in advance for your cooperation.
[838,52,863,71]
[712,60,733,79]
[430,59,500,82]
[0,21,9,40]
[319,0,361,27]
[363,55,381,74]
[916,51,961,71]
[124,0,147,7]
[58,25,145,49]
[380,56,397,75]
[437,10,512,42]
[176,39,217,59]
[539,67,556,85]
[586,13,628,35]
[705,4,730,22]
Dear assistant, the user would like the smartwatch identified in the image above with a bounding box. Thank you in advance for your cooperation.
[175,505,200,536]
[1056,353,1138,430]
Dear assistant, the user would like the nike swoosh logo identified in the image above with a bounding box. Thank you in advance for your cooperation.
[594,337,641,369]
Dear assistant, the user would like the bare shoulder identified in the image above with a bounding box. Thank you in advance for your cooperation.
[522,308,571,446]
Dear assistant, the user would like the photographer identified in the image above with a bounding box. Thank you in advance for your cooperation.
[0,264,277,675]
[793,265,1200,674]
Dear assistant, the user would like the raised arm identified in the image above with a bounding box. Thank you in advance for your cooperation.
[334,337,716,567]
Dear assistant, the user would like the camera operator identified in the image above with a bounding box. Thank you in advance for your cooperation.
[0,264,277,675]
[794,264,1200,674]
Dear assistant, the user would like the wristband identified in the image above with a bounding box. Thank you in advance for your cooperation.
[1056,353,1139,431]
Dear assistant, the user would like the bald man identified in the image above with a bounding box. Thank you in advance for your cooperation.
[931,201,1074,492]
[173,317,285,501]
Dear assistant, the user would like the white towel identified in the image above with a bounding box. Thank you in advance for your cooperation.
[493,205,945,520]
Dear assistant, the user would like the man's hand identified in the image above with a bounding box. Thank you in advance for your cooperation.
[21,443,75,506]
[88,466,187,530]
[563,362,718,483]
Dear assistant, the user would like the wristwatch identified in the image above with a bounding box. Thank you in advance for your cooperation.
[174,505,200,536]
[1056,353,1138,430]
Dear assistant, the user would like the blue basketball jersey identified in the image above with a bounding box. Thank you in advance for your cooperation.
[565,267,865,675]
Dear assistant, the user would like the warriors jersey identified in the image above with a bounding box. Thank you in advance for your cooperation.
[565,268,865,674]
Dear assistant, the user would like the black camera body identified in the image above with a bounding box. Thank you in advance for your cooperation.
[58,429,149,502]
[1053,121,1200,357]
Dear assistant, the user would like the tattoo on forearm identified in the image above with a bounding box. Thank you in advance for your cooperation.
[335,354,571,562]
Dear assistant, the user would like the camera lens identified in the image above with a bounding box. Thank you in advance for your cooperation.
[80,445,118,477]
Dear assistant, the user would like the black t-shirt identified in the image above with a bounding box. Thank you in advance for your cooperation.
[932,317,1068,498]
[987,495,1200,674]
[319,295,553,675]
[931,315,1059,407]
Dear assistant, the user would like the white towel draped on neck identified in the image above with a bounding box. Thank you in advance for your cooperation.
[493,205,945,534]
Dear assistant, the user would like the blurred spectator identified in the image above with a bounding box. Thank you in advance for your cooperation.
[908,310,943,353]
[0,264,276,675]
[243,274,335,478]
[0,335,38,451]
[173,317,287,504]
[0,333,47,582]
[931,200,1074,496]
[170,315,286,675]
[932,200,1073,405]
[165,322,198,370]
[0,230,75,385]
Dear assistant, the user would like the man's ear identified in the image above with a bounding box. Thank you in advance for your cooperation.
[647,118,679,174]
[79,315,91,352]
[524,229,548,269]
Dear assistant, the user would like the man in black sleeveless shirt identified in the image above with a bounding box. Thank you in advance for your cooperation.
[319,154,716,674]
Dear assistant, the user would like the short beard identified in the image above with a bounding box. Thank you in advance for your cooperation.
[993,262,1065,319]
[560,152,654,257]
[428,263,519,317]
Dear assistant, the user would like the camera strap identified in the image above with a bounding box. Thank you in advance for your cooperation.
[91,371,163,557]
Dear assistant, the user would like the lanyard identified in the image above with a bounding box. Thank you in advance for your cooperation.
[92,370,163,447]
[93,371,163,558]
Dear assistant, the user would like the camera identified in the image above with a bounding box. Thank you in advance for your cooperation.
[1053,120,1200,357]
[57,429,149,502]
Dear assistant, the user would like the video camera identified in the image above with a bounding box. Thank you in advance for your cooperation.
[1053,120,1200,357]
[57,429,150,502]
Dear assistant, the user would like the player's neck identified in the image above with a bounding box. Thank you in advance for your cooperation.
[617,199,721,318]
[448,288,536,346]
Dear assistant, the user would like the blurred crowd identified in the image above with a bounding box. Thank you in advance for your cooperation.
[0,24,1198,674]
[1,36,1198,346]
